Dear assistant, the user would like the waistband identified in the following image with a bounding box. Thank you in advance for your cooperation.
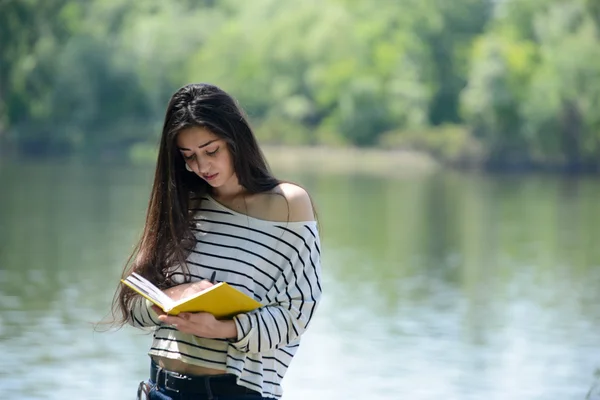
[150,361,260,397]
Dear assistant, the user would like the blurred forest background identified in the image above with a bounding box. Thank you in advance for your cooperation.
[2,0,600,172]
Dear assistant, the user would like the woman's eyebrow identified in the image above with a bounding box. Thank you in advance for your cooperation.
[177,139,218,151]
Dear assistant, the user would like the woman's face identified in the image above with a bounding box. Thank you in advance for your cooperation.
[176,126,236,188]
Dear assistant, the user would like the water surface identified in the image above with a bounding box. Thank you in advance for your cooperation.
[0,162,599,399]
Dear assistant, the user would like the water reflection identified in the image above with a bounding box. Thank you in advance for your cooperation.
[0,162,599,399]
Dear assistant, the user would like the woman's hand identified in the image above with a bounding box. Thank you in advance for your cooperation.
[153,308,237,339]
[151,278,237,339]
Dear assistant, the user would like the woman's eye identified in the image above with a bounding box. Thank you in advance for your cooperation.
[206,147,219,156]
[183,153,195,161]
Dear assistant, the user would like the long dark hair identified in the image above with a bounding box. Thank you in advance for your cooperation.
[112,83,280,325]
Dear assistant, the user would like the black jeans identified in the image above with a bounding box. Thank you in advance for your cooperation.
[137,379,269,400]
[136,363,272,400]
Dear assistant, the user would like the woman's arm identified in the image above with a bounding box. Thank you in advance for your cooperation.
[156,239,321,346]
[228,225,321,353]
[229,186,322,352]
[128,297,162,327]
[157,185,323,351]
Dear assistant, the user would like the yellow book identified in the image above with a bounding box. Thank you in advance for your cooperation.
[121,272,261,318]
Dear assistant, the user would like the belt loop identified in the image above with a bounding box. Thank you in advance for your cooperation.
[151,361,161,383]
[156,365,163,384]
[204,376,214,400]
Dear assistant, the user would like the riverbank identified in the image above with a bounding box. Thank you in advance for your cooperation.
[261,145,439,176]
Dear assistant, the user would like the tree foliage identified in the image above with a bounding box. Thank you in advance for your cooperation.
[461,0,600,169]
[1,0,599,170]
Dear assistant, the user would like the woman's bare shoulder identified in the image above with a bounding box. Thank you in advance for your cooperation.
[263,182,315,223]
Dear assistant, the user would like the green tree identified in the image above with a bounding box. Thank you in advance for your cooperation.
[461,0,600,170]
[0,0,82,145]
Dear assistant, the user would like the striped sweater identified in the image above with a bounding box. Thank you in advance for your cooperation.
[128,195,323,399]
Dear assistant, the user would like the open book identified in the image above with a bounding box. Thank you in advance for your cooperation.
[121,272,261,318]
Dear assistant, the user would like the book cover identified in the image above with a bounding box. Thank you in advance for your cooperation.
[121,272,261,319]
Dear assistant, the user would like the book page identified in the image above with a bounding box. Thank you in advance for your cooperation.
[127,273,174,309]
[171,281,224,307]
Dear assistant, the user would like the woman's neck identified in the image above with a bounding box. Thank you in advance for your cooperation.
[210,175,246,201]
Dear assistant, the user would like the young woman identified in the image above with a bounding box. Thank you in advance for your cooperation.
[112,83,322,400]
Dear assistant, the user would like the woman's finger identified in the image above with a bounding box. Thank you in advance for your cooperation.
[151,305,165,316]
[158,315,179,325]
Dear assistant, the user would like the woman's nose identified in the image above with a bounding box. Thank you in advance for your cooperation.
[197,158,211,174]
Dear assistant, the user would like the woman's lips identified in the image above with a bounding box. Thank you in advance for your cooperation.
[203,173,218,181]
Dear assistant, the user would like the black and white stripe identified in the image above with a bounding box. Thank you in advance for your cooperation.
[128,196,322,399]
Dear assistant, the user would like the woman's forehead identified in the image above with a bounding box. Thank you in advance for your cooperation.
[176,126,220,148]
